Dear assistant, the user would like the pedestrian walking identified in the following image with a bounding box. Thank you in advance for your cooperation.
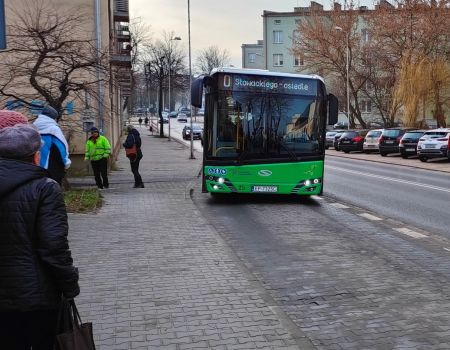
[33,105,71,185]
[138,117,143,127]
[123,124,144,188]
[0,124,80,350]
[85,127,111,189]
[144,116,149,127]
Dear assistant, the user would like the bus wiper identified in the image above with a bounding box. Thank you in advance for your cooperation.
[278,142,298,162]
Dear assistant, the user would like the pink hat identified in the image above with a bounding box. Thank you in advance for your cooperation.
[0,110,29,130]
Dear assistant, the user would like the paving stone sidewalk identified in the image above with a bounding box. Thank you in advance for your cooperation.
[68,131,314,350]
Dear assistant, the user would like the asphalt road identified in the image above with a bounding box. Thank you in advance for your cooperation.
[324,156,450,238]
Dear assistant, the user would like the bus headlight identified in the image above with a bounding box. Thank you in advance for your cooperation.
[213,185,219,190]
[218,177,225,184]
[305,180,311,186]
[313,178,320,184]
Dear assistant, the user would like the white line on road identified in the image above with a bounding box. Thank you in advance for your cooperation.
[330,203,350,209]
[358,213,383,221]
[326,165,450,193]
[444,248,450,252]
[393,227,428,239]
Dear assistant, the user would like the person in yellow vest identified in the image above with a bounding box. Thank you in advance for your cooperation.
[85,127,111,189]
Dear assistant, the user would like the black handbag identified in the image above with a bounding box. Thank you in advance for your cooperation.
[55,298,96,350]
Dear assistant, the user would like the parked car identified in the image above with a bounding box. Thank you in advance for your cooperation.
[177,112,188,123]
[178,107,191,117]
[182,124,203,140]
[417,128,450,162]
[399,130,427,158]
[363,129,383,153]
[159,111,169,123]
[169,111,178,118]
[333,121,348,129]
[333,130,347,151]
[378,128,416,156]
[325,131,338,149]
[338,130,368,153]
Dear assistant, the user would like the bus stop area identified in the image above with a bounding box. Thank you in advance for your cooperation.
[68,132,313,350]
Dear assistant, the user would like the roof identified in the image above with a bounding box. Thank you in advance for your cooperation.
[210,67,325,83]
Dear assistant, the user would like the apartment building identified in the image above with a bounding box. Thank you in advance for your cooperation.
[241,40,264,69]
[0,0,132,171]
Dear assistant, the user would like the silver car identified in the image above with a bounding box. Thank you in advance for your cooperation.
[363,129,383,153]
[325,131,338,149]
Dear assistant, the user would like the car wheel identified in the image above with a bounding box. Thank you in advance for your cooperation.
[325,146,329,150]
[401,154,408,159]
[419,156,428,162]
[380,152,387,157]
[344,150,350,153]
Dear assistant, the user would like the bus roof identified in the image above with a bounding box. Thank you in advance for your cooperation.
[210,67,325,84]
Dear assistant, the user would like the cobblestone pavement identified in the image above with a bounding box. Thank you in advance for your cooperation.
[68,131,314,350]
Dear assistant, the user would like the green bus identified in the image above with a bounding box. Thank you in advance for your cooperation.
[191,68,338,196]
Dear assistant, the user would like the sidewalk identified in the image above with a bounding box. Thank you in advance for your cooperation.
[68,133,313,349]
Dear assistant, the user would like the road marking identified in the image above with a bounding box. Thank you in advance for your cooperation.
[444,248,450,252]
[327,165,450,193]
[394,227,428,239]
[331,203,350,209]
[358,213,383,221]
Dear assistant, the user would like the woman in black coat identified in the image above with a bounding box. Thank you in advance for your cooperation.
[0,125,79,350]
[123,125,144,188]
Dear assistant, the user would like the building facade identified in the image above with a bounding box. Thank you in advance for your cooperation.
[241,40,264,69]
[0,0,131,172]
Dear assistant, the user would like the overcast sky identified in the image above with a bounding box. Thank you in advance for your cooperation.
[131,0,373,68]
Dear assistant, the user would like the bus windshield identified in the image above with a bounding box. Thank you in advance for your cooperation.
[206,90,322,160]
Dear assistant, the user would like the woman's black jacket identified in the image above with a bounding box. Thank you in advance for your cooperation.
[123,128,143,160]
[0,158,80,312]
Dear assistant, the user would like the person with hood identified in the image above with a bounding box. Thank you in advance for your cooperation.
[123,124,144,188]
[85,127,111,189]
[0,124,80,349]
[33,105,71,185]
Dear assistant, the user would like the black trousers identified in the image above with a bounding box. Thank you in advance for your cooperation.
[0,309,58,350]
[91,158,109,188]
[130,158,143,185]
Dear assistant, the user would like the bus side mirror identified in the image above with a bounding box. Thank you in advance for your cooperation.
[328,94,338,125]
[191,77,204,108]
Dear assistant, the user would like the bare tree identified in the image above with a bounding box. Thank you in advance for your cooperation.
[291,5,368,128]
[0,0,108,118]
[195,46,230,75]
[144,32,186,137]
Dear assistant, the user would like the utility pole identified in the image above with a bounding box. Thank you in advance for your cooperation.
[158,59,165,138]
[0,0,6,50]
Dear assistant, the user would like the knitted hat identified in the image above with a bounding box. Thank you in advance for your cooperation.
[0,124,41,159]
[0,110,29,130]
[90,127,99,133]
[41,105,59,120]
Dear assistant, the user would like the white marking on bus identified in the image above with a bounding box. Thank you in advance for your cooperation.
[327,165,450,193]
[331,203,349,209]
[394,227,428,239]
[358,213,383,221]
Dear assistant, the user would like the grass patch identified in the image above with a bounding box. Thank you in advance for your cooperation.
[64,189,102,213]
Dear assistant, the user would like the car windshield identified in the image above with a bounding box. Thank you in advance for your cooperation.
[423,131,448,138]
[207,91,322,159]
[186,124,202,131]
[403,132,424,138]
[383,129,400,137]
[341,132,357,138]
[326,132,337,137]
[367,130,382,137]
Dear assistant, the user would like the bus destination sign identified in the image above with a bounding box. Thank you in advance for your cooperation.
[218,74,317,96]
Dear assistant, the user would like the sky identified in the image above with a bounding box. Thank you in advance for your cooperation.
[131,0,373,69]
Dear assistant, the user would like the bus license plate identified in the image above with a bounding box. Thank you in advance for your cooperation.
[252,185,278,193]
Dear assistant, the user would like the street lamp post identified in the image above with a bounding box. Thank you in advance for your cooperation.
[168,36,181,142]
[335,26,350,129]
[188,0,195,159]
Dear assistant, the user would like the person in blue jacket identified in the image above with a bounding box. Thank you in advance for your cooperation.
[33,105,71,185]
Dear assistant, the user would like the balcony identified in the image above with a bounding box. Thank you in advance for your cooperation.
[115,26,130,42]
[111,54,131,67]
[114,0,129,22]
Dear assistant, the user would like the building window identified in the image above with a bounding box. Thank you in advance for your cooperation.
[275,19,281,25]
[361,100,372,113]
[273,54,283,66]
[248,53,256,63]
[294,55,304,66]
[361,28,370,42]
[273,30,283,44]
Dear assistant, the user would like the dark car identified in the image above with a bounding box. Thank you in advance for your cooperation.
[333,130,347,151]
[378,128,416,156]
[399,130,426,158]
[338,130,368,153]
[182,124,203,140]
